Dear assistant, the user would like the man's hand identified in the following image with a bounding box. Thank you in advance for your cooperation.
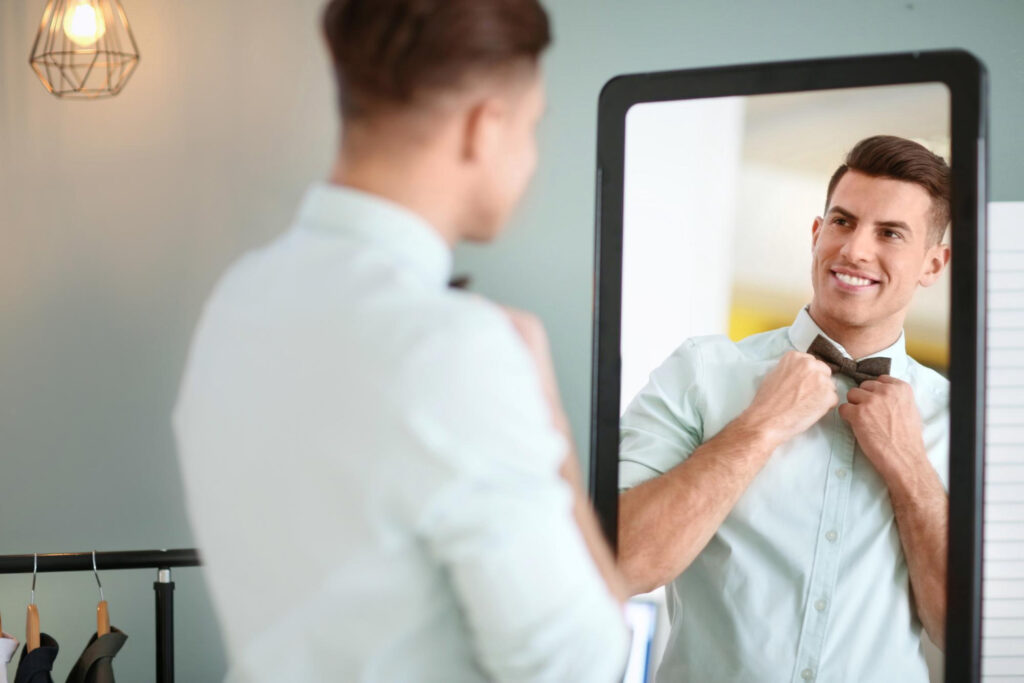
[839,376,928,490]
[619,351,835,594]
[502,307,564,425]
[740,351,839,448]
[839,375,948,648]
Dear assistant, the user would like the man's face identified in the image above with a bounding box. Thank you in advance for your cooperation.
[809,170,950,334]
[463,70,545,241]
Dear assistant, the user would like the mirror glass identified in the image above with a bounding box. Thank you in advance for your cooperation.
[617,83,951,682]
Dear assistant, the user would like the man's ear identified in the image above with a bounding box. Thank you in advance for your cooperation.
[461,97,504,163]
[919,242,951,287]
[811,216,823,251]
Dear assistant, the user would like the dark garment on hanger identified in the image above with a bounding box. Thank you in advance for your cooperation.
[64,628,127,683]
[14,633,58,683]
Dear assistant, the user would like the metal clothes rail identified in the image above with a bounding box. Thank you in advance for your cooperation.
[0,549,201,683]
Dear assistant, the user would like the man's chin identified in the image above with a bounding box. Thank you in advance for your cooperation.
[812,299,878,330]
[461,221,504,243]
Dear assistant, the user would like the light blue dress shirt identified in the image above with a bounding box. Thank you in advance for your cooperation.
[619,308,949,683]
[175,183,628,682]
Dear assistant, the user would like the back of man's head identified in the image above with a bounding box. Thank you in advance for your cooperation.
[825,135,951,244]
[322,0,551,122]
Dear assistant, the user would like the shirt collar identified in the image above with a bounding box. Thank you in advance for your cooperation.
[787,306,908,379]
[69,627,127,677]
[17,633,58,676]
[294,182,453,290]
[0,634,17,663]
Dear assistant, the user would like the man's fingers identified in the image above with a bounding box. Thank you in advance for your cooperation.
[858,380,883,393]
[813,359,833,375]
[827,388,840,408]
[837,402,854,422]
[846,387,868,404]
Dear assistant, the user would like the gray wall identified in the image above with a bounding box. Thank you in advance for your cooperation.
[1,1,1021,680]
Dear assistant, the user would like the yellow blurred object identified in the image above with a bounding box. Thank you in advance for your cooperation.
[728,288,948,374]
[728,303,793,343]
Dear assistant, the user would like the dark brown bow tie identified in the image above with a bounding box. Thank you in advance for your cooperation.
[448,274,471,290]
[806,334,891,385]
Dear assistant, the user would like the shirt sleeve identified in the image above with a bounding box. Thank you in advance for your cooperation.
[619,338,706,491]
[406,302,629,683]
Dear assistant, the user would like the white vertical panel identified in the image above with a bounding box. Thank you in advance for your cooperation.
[983,202,1024,682]
[620,97,745,412]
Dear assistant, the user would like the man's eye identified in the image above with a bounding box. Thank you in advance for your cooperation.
[831,217,848,226]
[882,229,904,240]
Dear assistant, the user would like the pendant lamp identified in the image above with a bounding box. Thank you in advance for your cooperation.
[29,0,140,99]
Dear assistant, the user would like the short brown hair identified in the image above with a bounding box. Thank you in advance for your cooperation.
[322,0,551,119]
[825,135,951,243]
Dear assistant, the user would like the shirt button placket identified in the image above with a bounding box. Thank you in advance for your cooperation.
[792,406,849,683]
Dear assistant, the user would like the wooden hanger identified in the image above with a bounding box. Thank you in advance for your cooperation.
[97,600,110,636]
[26,604,39,652]
[26,553,40,652]
[93,551,110,636]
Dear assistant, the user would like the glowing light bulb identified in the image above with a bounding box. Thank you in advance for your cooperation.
[63,1,106,47]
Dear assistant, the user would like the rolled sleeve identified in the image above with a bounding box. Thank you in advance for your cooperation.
[619,338,705,491]
[421,476,629,682]
[409,302,629,682]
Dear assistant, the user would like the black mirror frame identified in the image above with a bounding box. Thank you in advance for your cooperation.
[589,50,987,682]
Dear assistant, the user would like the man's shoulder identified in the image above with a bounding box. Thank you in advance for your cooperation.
[190,231,528,401]
[377,292,536,401]
[212,226,507,336]
[678,326,791,364]
[904,356,950,402]
[410,294,522,359]
[735,325,793,356]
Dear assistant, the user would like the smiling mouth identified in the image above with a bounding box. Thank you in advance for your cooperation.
[831,269,879,289]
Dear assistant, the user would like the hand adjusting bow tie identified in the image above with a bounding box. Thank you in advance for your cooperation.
[806,334,891,385]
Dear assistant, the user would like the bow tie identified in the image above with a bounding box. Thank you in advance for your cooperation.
[448,274,471,290]
[806,334,891,385]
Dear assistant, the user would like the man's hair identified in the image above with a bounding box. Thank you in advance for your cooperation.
[825,135,951,243]
[321,0,551,120]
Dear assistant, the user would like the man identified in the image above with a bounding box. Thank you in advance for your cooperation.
[618,135,951,682]
[173,1,628,680]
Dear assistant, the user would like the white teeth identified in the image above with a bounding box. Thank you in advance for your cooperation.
[835,272,874,287]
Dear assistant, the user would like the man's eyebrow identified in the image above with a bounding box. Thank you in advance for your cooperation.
[827,205,857,220]
[876,219,912,233]
[827,206,913,233]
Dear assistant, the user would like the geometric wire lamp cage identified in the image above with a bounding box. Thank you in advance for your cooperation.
[29,0,139,99]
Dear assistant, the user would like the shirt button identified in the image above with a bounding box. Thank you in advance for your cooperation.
[801,668,814,681]
[835,468,848,479]
[814,599,828,612]
[825,530,838,542]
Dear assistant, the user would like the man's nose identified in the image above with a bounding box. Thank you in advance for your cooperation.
[839,225,875,263]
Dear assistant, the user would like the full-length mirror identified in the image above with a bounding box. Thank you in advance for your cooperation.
[591,53,985,683]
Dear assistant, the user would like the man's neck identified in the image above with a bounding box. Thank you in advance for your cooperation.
[806,303,904,360]
[329,151,462,248]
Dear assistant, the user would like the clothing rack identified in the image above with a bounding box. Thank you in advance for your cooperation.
[0,549,201,683]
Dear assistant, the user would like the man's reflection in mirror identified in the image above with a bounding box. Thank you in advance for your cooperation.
[618,136,951,682]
